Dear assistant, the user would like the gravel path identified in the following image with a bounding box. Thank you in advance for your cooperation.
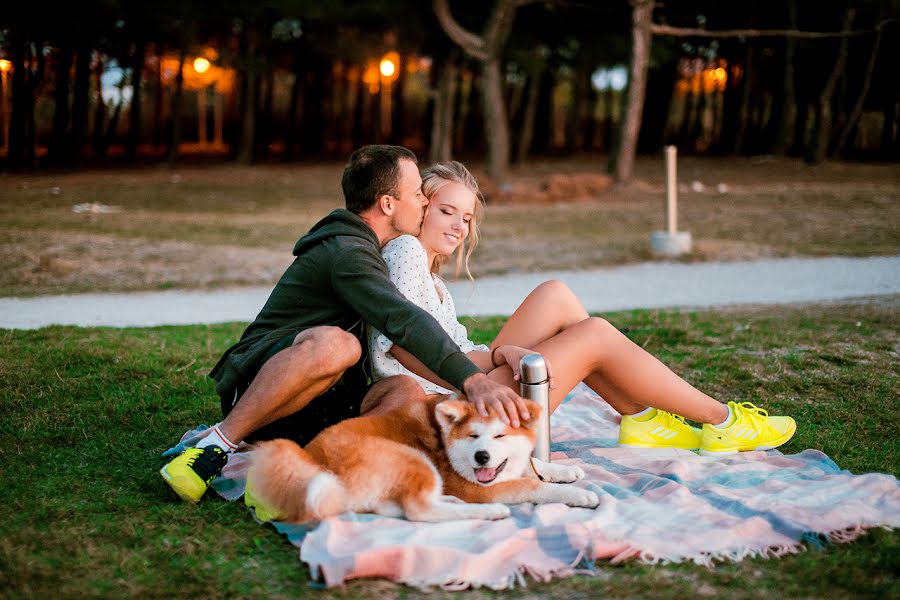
[2,255,898,330]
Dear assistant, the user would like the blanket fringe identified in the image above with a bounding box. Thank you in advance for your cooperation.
[632,523,892,568]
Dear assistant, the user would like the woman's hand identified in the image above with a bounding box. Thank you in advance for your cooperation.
[492,345,556,390]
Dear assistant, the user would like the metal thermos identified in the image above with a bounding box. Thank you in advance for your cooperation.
[519,353,551,462]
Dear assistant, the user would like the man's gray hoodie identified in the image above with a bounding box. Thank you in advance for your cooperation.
[209,209,481,398]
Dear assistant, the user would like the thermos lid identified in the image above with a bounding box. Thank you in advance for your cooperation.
[519,353,549,384]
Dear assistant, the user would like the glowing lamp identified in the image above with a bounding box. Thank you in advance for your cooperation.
[379,58,395,78]
[193,57,210,74]
[0,59,11,72]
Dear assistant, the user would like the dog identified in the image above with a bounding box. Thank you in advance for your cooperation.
[244,394,600,523]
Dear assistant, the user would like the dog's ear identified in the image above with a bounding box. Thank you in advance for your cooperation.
[435,399,470,430]
[521,399,543,430]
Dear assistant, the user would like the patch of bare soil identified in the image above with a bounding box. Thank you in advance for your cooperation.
[1,229,292,296]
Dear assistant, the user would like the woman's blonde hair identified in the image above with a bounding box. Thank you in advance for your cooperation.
[421,161,485,279]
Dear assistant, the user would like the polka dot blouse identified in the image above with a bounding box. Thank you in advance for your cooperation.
[368,235,489,394]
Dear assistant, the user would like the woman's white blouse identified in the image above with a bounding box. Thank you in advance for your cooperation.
[368,235,489,394]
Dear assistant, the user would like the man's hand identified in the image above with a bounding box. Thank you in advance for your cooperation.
[461,372,531,428]
[492,345,556,390]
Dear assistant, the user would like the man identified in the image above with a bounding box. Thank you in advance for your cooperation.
[161,145,529,503]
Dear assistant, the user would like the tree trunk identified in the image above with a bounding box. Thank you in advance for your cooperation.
[515,55,543,164]
[733,42,754,154]
[769,0,798,155]
[7,41,27,168]
[167,49,186,167]
[807,9,854,164]
[530,67,554,155]
[880,82,897,158]
[429,55,458,164]
[236,31,258,164]
[464,71,484,153]
[831,26,882,157]
[124,39,146,162]
[566,61,591,154]
[69,44,91,163]
[92,57,106,157]
[152,49,164,147]
[283,64,304,161]
[481,59,509,180]
[611,0,652,183]
[433,0,531,182]
[49,44,74,165]
[259,68,274,159]
[390,53,407,145]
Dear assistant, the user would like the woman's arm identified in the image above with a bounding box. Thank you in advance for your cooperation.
[389,346,495,392]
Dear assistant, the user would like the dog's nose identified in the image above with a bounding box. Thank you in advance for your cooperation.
[474,450,490,465]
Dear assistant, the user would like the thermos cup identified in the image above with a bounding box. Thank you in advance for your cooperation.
[519,353,551,462]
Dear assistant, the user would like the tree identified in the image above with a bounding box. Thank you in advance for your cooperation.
[433,0,536,182]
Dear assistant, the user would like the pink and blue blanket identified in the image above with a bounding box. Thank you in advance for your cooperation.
[166,388,900,589]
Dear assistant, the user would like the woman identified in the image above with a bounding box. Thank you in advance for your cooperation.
[368,161,796,455]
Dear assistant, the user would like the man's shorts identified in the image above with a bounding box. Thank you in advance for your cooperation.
[218,333,371,447]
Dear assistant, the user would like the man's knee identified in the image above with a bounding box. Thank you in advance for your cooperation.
[360,375,428,415]
[292,326,362,374]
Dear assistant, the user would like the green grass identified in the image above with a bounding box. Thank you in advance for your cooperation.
[1,300,898,599]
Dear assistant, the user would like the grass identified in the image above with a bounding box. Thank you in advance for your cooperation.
[2,155,899,296]
[2,299,898,599]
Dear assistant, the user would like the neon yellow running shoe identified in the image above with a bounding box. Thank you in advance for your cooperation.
[160,446,228,503]
[618,408,702,450]
[700,401,796,455]
[244,478,284,523]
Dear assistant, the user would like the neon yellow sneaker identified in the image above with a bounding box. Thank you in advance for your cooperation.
[244,478,284,523]
[700,401,796,455]
[618,408,702,450]
[160,446,228,503]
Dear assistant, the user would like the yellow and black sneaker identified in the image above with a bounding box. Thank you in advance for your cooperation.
[160,446,228,503]
[618,408,702,450]
[700,402,796,455]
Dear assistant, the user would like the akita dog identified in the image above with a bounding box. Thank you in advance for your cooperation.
[244,395,600,523]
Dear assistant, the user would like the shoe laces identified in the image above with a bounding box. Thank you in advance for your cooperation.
[733,402,770,429]
[658,409,688,429]
[187,446,228,484]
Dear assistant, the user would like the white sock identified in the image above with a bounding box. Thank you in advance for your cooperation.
[196,426,238,453]
[713,405,734,428]
[631,407,655,418]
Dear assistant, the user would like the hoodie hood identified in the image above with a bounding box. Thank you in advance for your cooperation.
[293,209,379,256]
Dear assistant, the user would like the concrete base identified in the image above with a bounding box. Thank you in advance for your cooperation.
[651,231,692,256]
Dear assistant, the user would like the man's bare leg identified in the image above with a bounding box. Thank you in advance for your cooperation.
[219,326,361,444]
[360,375,429,417]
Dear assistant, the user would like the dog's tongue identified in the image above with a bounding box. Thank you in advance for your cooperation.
[475,467,497,483]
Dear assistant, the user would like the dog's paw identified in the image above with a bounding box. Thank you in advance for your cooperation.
[560,487,600,509]
[474,502,512,520]
[534,461,585,483]
[440,495,465,504]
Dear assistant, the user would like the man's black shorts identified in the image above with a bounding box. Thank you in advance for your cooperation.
[218,334,371,447]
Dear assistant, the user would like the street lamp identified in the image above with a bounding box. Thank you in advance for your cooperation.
[193,57,210,74]
[379,52,400,141]
[379,58,395,78]
[0,59,11,151]
[193,57,211,147]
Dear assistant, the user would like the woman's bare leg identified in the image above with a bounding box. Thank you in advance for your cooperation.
[487,281,728,424]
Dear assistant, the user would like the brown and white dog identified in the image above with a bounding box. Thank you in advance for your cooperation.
[244,395,600,523]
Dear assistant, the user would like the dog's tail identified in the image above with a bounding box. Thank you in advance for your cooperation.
[245,439,347,522]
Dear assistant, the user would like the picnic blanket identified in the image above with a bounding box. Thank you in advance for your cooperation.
[165,387,900,590]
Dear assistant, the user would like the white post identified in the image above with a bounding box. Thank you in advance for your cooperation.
[650,145,692,256]
[665,145,677,234]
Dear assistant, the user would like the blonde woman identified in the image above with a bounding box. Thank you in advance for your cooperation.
[368,161,796,454]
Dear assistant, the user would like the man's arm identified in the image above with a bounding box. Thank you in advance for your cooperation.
[330,240,530,425]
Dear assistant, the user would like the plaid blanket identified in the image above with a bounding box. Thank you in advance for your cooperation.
[166,387,900,590]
